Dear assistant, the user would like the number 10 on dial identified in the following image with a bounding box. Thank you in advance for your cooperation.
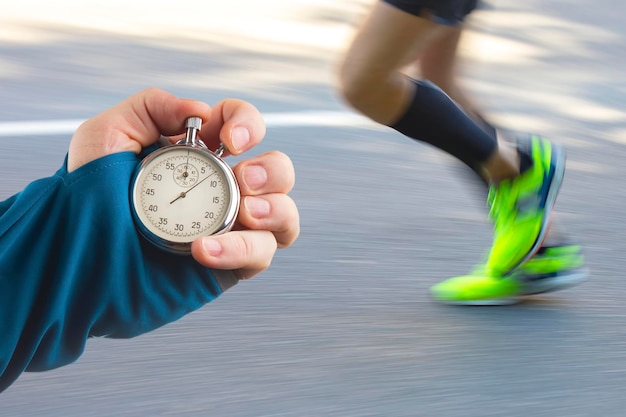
[130,117,240,254]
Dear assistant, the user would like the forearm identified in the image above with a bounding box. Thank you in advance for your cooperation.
[0,152,236,392]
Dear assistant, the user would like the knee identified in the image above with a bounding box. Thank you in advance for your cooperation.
[337,61,365,109]
[337,60,381,112]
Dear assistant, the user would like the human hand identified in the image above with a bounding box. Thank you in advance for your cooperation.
[68,88,299,279]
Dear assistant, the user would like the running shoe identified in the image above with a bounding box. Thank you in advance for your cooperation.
[517,245,587,296]
[485,135,565,276]
[430,245,587,305]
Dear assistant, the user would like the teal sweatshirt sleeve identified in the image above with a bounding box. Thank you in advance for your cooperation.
[0,151,238,392]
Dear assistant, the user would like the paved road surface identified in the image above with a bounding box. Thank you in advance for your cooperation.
[1,1,625,416]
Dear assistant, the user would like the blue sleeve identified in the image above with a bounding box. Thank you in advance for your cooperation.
[0,151,238,392]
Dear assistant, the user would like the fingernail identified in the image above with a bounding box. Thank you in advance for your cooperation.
[244,196,271,218]
[243,165,267,191]
[202,238,222,256]
[231,126,250,152]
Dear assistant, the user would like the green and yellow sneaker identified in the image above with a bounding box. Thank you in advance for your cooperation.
[430,245,587,305]
[485,135,566,276]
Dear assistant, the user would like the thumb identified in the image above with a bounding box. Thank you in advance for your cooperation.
[68,88,212,172]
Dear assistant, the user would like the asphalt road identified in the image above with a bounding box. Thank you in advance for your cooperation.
[1,1,626,416]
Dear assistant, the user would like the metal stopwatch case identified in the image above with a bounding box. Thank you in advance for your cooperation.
[130,117,240,254]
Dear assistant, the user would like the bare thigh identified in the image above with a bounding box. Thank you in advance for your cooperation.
[339,1,449,122]
[341,2,445,81]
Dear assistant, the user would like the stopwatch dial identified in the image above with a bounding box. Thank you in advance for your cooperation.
[133,147,236,244]
[173,162,200,187]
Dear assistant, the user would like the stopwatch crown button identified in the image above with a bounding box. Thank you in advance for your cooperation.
[185,117,202,131]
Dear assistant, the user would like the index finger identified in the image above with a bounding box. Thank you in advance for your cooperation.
[199,99,266,156]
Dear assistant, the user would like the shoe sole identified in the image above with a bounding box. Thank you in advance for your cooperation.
[504,140,566,275]
[436,297,521,306]
[435,267,588,306]
[435,272,587,306]
[521,268,589,296]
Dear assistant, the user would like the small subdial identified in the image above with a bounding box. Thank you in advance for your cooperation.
[173,162,200,187]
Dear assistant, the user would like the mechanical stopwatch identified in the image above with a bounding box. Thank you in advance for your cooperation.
[130,117,240,254]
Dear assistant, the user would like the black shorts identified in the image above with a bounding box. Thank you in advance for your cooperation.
[383,0,479,25]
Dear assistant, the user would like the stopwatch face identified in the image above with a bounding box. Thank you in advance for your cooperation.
[131,145,239,254]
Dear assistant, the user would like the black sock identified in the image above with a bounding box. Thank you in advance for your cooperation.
[389,79,497,176]
[474,114,498,140]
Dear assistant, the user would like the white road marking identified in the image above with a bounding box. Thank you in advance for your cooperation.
[0,111,381,137]
[0,120,84,137]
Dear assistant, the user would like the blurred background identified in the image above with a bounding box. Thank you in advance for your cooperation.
[1,0,626,416]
